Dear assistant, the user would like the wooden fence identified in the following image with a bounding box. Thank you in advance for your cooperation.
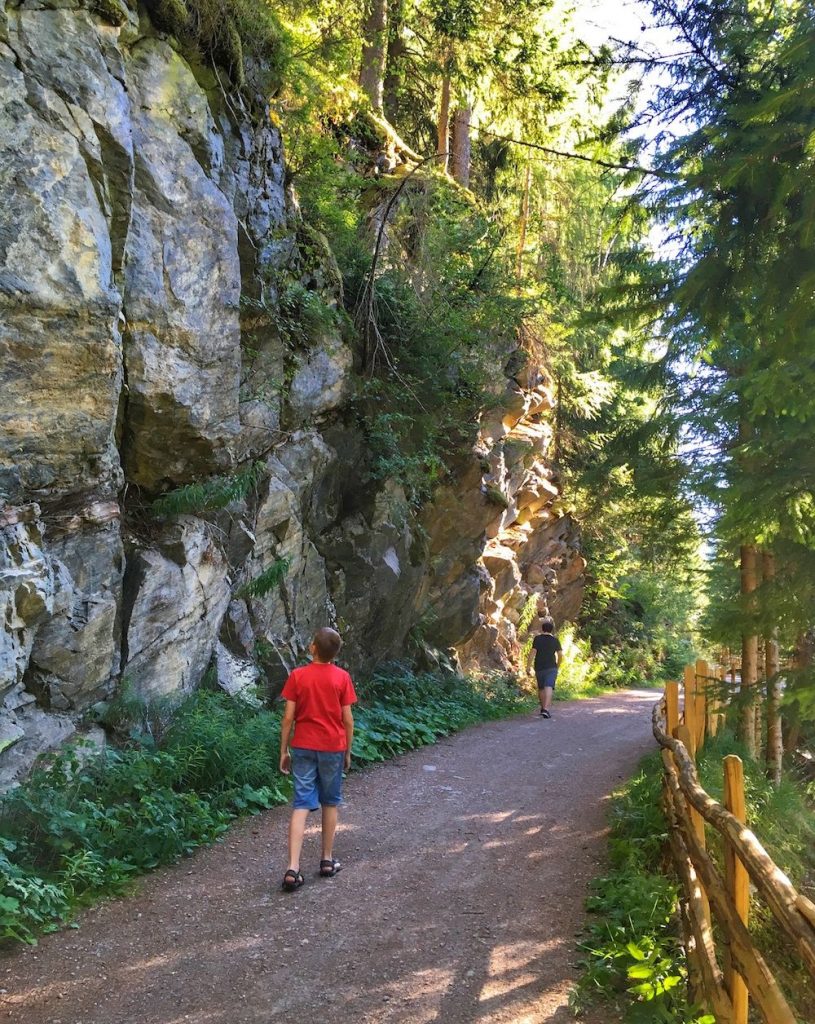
[653,660,815,1023]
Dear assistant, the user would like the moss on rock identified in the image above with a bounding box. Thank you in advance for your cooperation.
[144,0,285,93]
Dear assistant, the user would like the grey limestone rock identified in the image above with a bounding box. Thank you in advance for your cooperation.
[123,519,231,697]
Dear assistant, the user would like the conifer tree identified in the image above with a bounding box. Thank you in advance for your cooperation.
[626,0,815,767]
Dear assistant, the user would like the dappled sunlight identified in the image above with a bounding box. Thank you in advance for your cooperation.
[2,640,656,1024]
[590,704,651,715]
[163,1014,223,1024]
[457,809,517,824]
[5,931,272,1013]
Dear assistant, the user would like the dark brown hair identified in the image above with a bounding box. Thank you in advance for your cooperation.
[313,627,342,662]
[540,617,555,634]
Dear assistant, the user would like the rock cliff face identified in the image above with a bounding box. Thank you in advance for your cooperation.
[0,1,584,787]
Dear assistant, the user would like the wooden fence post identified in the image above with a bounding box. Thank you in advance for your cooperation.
[696,659,708,752]
[676,722,711,927]
[684,664,698,758]
[707,666,719,738]
[724,755,749,1024]
[666,681,680,739]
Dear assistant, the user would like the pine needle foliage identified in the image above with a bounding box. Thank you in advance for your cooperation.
[151,462,264,518]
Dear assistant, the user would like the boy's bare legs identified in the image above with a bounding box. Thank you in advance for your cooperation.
[538,687,546,712]
[321,804,338,861]
[543,686,554,712]
[287,809,309,872]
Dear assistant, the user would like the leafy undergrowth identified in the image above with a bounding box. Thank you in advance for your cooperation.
[0,669,529,946]
[572,733,815,1023]
[570,752,710,1024]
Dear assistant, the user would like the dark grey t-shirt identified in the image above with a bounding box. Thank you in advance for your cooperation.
[532,633,562,671]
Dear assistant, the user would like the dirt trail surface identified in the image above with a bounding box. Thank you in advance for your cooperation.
[3,690,657,1024]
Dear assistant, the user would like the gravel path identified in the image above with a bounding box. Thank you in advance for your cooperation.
[2,689,657,1024]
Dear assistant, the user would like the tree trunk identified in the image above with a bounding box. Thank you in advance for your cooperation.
[437,67,451,173]
[516,164,532,286]
[762,552,782,786]
[382,0,405,122]
[450,105,471,186]
[359,0,389,112]
[755,624,765,758]
[740,543,759,758]
[785,631,812,754]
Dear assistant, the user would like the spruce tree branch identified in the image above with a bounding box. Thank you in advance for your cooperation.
[472,126,675,180]
[651,0,735,89]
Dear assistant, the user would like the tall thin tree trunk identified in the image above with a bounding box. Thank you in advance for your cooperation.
[755,616,766,757]
[763,554,782,785]
[437,67,451,173]
[740,543,759,758]
[359,0,389,112]
[450,105,471,186]
[516,164,532,285]
[785,631,812,754]
[382,0,405,122]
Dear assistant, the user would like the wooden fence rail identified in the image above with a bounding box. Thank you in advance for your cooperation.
[653,661,815,1023]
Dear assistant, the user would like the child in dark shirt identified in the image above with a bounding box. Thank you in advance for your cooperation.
[531,617,562,719]
[278,627,356,891]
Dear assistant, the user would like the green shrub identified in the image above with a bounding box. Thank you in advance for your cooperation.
[553,626,607,698]
[236,557,290,600]
[145,0,287,91]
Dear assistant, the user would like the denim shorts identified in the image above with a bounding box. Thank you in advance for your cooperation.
[291,748,345,811]
[535,667,558,690]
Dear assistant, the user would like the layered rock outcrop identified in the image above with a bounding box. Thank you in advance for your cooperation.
[0,0,584,788]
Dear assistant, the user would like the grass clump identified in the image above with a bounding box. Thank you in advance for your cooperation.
[0,670,529,946]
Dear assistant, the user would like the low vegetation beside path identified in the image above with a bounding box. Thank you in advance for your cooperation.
[0,669,528,946]
[572,731,815,1024]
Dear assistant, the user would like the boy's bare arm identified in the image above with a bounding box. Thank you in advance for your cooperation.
[279,700,296,774]
[342,705,354,770]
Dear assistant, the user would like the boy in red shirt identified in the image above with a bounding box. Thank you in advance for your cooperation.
[278,626,356,892]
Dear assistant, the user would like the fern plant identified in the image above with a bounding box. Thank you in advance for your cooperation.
[237,557,291,599]
[152,462,264,517]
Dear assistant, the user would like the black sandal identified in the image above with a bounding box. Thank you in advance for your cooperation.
[319,858,341,877]
[281,869,304,892]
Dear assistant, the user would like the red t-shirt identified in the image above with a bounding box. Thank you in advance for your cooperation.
[281,663,357,752]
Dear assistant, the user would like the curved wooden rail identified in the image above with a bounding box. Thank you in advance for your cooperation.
[652,677,815,1024]
[653,697,815,975]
